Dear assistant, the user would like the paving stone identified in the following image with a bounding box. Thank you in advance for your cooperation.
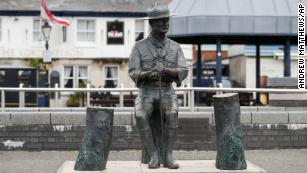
[11,112,50,125]
[286,107,307,111]
[57,160,266,173]
[114,112,133,125]
[179,112,213,124]
[241,106,257,112]
[252,112,288,124]
[51,112,86,125]
[289,112,307,124]
[257,107,286,112]
[0,113,10,125]
[241,112,252,124]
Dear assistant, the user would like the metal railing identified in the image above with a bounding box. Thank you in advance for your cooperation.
[1,83,307,112]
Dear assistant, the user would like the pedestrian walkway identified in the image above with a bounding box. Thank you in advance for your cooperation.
[0,149,306,173]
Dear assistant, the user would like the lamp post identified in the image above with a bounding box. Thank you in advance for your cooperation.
[42,20,51,50]
[41,20,52,107]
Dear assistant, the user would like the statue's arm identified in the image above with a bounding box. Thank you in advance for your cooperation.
[128,46,142,86]
[164,48,188,86]
[129,45,156,86]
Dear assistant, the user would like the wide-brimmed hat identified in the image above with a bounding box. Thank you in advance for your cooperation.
[140,4,175,20]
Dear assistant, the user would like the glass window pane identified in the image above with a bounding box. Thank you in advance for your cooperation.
[64,79,73,88]
[78,32,95,42]
[78,66,88,78]
[105,67,118,78]
[78,20,95,30]
[87,20,95,30]
[77,32,86,42]
[104,66,118,88]
[77,20,86,30]
[87,32,95,41]
[64,66,73,77]
[33,20,40,30]
[77,20,95,42]
[33,19,41,41]
[77,32,95,42]
[78,20,95,31]
[105,80,117,88]
[78,79,88,88]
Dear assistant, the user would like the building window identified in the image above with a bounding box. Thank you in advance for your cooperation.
[107,21,124,45]
[77,19,95,42]
[64,66,88,88]
[104,66,118,88]
[135,20,144,41]
[64,66,74,88]
[33,19,42,42]
[78,66,88,88]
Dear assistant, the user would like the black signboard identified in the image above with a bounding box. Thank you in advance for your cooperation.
[107,21,124,45]
[0,68,37,107]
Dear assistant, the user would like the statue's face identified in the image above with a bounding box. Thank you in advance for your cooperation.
[150,17,169,34]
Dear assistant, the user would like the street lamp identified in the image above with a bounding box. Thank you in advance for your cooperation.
[41,20,52,107]
[41,20,52,50]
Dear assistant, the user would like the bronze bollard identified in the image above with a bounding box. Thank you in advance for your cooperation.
[213,93,247,170]
[74,107,114,171]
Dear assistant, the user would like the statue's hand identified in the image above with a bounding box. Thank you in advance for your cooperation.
[149,70,160,80]
[154,62,165,74]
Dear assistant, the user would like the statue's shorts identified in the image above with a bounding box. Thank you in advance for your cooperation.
[134,85,178,130]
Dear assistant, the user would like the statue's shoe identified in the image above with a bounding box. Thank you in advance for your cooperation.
[148,160,160,169]
[148,154,160,169]
[163,160,179,169]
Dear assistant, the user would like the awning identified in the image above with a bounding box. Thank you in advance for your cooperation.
[168,0,302,44]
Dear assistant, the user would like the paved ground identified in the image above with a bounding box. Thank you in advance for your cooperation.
[0,149,306,173]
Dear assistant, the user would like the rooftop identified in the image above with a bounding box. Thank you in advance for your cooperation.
[0,0,170,14]
[168,0,302,44]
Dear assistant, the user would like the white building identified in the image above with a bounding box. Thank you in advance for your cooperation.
[0,0,193,107]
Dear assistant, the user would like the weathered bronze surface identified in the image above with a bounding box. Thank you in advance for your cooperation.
[128,5,188,169]
[213,93,247,170]
[74,107,114,171]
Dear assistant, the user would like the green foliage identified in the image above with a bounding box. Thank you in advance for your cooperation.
[28,58,43,69]
[79,80,87,88]
[66,93,81,107]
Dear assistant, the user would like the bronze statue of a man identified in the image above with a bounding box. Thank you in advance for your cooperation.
[128,5,188,169]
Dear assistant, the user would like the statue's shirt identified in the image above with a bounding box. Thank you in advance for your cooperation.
[128,35,188,88]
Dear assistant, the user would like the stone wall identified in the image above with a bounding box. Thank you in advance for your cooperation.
[0,107,307,150]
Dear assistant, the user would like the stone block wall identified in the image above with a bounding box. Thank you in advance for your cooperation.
[0,107,307,151]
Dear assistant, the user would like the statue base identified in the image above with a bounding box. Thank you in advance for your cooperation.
[57,160,265,173]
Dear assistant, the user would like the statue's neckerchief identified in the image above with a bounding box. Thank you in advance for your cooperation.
[147,34,169,60]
